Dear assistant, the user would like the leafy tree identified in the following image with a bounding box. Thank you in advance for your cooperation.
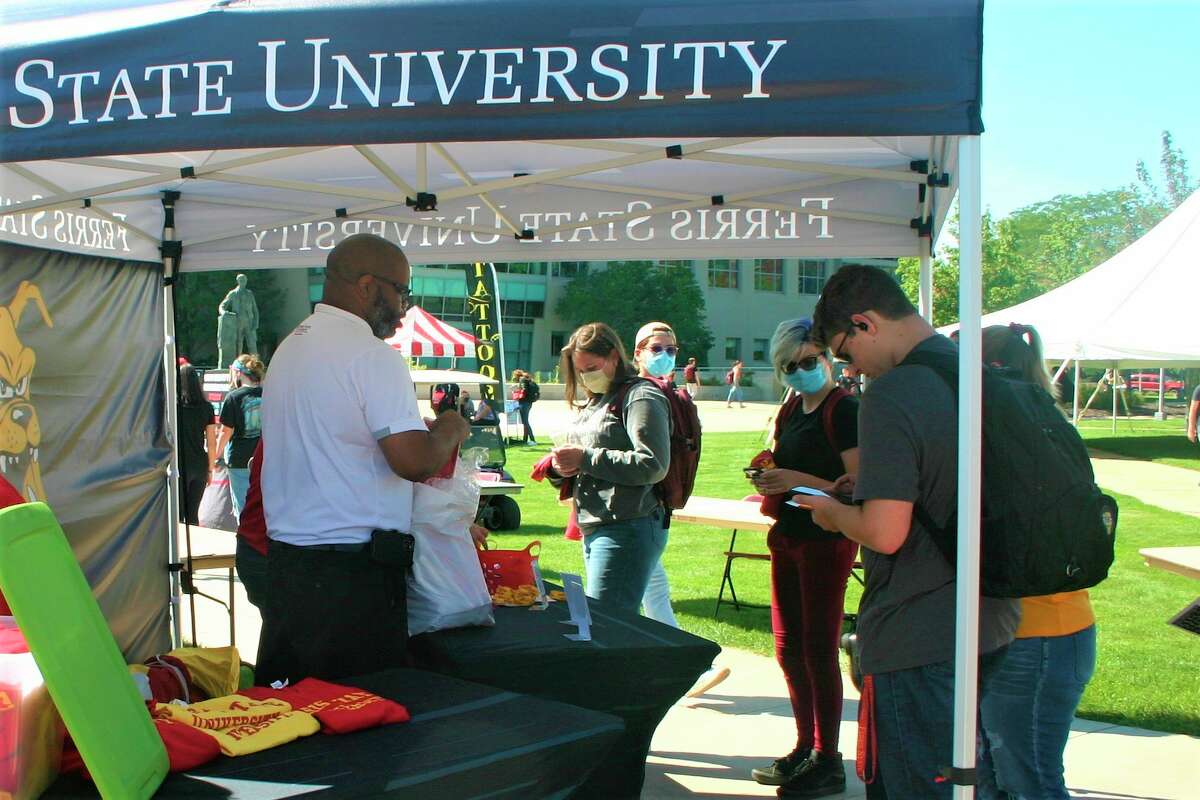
[1137,130,1196,212]
[555,261,715,364]
[174,269,288,366]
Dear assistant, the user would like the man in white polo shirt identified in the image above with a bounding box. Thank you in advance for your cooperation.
[256,233,469,684]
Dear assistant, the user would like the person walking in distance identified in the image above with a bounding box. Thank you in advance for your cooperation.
[726,358,746,408]
[684,357,700,399]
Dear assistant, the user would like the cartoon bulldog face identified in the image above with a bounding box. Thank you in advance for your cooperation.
[0,281,53,502]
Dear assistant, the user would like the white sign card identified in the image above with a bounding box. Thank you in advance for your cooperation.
[559,572,591,641]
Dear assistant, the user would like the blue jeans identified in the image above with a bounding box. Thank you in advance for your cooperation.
[582,509,667,616]
[228,467,250,519]
[977,626,1097,800]
[642,552,678,627]
[727,385,744,404]
[870,648,1008,799]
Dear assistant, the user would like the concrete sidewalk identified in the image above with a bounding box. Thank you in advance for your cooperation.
[1089,449,1200,518]
[645,648,1200,799]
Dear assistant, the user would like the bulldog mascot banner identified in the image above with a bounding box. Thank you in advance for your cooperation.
[0,241,170,658]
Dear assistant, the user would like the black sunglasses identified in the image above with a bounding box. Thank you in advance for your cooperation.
[782,355,821,374]
[646,344,679,357]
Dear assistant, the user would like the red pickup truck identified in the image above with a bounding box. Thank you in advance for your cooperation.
[1126,372,1186,400]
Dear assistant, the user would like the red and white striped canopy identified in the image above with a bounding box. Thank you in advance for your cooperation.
[386,306,477,358]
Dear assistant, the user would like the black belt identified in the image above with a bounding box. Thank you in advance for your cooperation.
[273,540,370,553]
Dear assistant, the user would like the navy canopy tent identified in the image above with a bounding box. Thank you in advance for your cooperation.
[1,1,988,794]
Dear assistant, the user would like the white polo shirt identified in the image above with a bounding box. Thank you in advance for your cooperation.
[262,303,426,545]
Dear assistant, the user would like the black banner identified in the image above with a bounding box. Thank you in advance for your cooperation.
[0,242,170,660]
[459,263,507,405]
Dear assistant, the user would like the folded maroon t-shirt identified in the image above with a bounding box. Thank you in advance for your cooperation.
[239,678,409,734]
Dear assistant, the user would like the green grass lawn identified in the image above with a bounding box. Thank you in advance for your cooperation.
[492,431,1199,736]
[1077,417,1200,472]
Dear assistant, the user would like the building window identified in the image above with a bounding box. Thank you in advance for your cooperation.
[724,337,741,361]
[551,261,589,278]
[550,331,566,357]
[753,339,769,362]
[708,260,738,289]
[799,260,827,295]
[504,329,534,371]
[754,259,784,292]
[659,259,690,270]
[494,262,548,275]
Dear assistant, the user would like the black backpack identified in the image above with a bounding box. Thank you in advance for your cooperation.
[525,379,540,403]
[902,348,1116,598]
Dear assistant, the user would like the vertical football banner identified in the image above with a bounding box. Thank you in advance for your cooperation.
[460,262,507,407]
[0,241,171,660]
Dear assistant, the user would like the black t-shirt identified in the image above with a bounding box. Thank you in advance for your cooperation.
[772,390,859,540]
[176,402,213,480]
[219,385,263,468]
[1193,384,1200,403]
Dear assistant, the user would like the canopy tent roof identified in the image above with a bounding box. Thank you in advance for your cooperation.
[963,190,1200,367]
[386,305,477,358]
[0,0,977,267]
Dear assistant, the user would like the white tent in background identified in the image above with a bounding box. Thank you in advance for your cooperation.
[976,189,1200,367]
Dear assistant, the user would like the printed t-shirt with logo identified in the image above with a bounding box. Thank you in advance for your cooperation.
[219,385,263,469]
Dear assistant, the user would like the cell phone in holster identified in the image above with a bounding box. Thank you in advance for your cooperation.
[370,529,415,569]
[743,467,764,479]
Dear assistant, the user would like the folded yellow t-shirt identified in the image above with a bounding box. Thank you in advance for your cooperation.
[154,695,319,756]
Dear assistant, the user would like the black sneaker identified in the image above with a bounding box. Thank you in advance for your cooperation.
[778,751,846,799]
[751,747,812,786]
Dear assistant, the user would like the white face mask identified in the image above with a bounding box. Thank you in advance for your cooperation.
[580,368,612,395]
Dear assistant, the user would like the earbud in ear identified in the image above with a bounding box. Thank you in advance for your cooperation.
[853,322,869,332]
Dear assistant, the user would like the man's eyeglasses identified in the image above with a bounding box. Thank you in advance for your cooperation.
[782,356,820,374]
[832,322,858,364]
[645,344,679,357]
[369,274,413,305]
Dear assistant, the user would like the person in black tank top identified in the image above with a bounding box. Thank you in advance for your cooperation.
[747,318,859,798]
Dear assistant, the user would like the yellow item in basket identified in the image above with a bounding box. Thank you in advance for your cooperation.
[492,584,540,606]
[548,590,566,602]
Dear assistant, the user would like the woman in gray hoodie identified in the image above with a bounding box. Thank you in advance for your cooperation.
[549,322,671,615]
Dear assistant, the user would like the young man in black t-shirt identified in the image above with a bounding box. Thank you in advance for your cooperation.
[806,265,1019,799]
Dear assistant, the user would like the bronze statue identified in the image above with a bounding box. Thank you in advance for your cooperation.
[217,273,259,368]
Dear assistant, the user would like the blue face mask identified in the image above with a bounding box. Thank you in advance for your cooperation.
[645,351,676,377]
[783,363,827,395]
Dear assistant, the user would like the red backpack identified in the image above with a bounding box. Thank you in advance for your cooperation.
[610,376,702,510]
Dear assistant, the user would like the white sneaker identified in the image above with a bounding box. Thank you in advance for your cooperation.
[686,666,731,698]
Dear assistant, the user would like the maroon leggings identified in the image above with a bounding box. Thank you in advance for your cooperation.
[768,532,858,755]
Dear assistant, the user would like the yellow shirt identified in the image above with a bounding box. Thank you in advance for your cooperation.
[154,695,320,756]
[1015,590,1095,638]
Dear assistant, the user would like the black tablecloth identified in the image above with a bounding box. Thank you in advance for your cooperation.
[411,594,721,798]
[46,669,623,799]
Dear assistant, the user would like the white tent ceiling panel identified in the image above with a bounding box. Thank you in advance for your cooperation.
[3,136,957,269]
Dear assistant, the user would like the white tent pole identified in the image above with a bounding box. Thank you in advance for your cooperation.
[1158,367,1166,419]
[1080,362,1089,424]
[1112,364,1118,434]
[160,191,184,648]
[919,250,933,322]
[1051,358,1072,383]
[952,134,982,800]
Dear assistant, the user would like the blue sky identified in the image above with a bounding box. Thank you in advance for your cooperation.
[982,0,1200,217]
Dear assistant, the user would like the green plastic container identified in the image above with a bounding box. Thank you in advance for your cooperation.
[0,503,168,799]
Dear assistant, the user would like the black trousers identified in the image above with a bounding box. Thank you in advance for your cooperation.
[180,475,206,524]
[518,402,535,441]
[254,540,409,685]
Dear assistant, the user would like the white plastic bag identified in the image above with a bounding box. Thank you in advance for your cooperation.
[407,451,495,634]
